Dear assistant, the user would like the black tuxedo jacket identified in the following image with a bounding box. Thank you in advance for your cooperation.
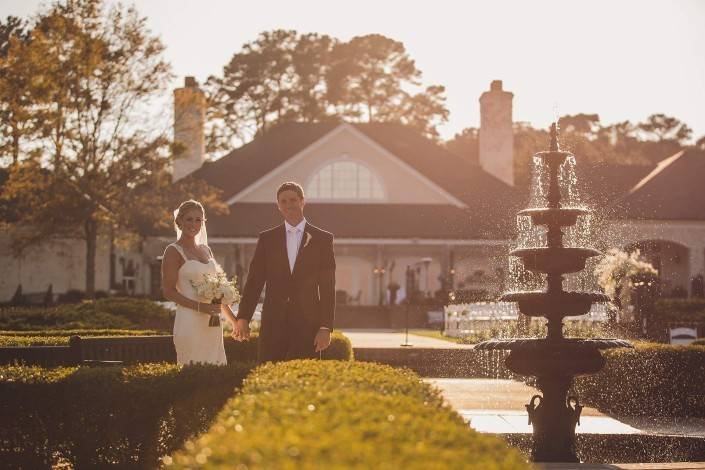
[237,222,336,330]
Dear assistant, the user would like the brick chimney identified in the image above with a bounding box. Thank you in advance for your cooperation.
[173,76,206,182]
[479,80,514,186]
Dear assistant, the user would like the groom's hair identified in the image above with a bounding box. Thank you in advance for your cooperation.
[276,182,304,200]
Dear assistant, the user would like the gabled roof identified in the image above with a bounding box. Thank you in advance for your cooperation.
[610,148,705,220]
[191,121,340,201]
[192,121,521,209]
[577,162,653,206]
[190,121,523,239]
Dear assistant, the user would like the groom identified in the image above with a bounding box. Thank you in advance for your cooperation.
[234,182,336,362]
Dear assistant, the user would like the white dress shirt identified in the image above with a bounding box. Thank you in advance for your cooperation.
[285,218,307,273]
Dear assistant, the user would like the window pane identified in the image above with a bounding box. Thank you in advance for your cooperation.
[308,160,385,201]
[307,174,319,198]
[319,165,332,198]
[372,178,384,199]
[358,166,371,198]
[333,162,357,198]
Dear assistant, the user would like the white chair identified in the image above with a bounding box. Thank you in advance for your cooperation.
[669,327,697,345]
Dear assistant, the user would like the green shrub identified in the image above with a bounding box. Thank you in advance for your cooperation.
[0,362,254,469]
[693,339,705,346]
[654,298,705,322]
[0,329,164,346]
[575,342,705,417]
[0,297,173,331]
[167,361,529,469]
[454,319,618,344]
[57,289,86,303]
[224,331,353,362]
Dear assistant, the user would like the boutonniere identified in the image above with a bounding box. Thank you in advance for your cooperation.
[303,232,312,248]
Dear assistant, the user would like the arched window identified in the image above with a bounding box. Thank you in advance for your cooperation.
[307,159,385,201]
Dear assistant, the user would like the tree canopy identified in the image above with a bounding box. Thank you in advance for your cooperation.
[0,0,225,296]
[445,112,701,187]
[206,30,449,154]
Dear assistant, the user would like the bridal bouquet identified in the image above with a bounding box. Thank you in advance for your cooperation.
[190,271,241,327]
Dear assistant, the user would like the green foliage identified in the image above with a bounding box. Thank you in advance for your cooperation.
[453,319,616,344]
[575,342,705,417]
[0,329,353,363]
[654,298,705,322]
[207,30,448,152]
[446,113,695,187]
[223,331,353,362]
[0,362,254,468]
[0,0,226,295]
[0,297,173,331]
[0,329,163,346]
[167,361,529,469]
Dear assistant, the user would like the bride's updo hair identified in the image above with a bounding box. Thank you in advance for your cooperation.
[174,199,205,232]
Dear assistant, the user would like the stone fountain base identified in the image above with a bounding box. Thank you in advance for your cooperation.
[429,378,705,464]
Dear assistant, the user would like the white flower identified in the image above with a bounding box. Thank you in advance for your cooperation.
[303,232,312,248]
[190,271,241,306]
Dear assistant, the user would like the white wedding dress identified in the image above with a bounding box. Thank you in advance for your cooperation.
[168,243,227,365]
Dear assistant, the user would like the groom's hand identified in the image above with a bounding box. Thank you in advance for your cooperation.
[314,328,331,353]
[233,318,250,341]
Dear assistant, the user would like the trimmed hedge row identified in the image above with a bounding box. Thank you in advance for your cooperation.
[654,298,705,322]
[0,362,254,469]
[167,361,530,469]
[0,329,163,346]
[0,330,353,363]
[575,342,705,417]
[223,331,354,362]
[0,297,173,331]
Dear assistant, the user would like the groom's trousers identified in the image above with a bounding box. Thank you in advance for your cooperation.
[258,300,318,363]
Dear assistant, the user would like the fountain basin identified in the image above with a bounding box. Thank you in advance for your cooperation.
[535,150,573,166]
[502,291,610,317]
[474,338,632,377]
[518,207,590,228]
[511,247,602,274]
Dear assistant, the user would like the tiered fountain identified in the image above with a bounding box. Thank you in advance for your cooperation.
[476,124,631,462]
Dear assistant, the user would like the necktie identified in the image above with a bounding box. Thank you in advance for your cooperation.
[287,228,298,272]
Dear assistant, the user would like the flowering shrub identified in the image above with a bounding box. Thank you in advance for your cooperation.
[594,248,658,307]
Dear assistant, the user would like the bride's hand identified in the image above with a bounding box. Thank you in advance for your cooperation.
[199,303,221,316]
[232,318,250,341]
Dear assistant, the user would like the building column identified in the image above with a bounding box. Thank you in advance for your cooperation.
[689,244,705,295]
[374,245,385,306]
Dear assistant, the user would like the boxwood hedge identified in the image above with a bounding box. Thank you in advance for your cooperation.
[0,297,173,331]
[654,298,705,322]
[575,342,705,417]
[167,361,530,469]
[0,362,254,469]
[0,329,164,346]
[0,330,353,363]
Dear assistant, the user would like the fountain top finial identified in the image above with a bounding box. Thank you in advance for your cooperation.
[550,123,559,152]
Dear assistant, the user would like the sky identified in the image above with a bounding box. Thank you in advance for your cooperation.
[2,0,704,142]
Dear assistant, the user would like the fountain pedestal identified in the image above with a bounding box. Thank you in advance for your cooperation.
[475,124,631,462]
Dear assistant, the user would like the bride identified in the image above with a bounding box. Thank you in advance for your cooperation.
[161,200,236,365]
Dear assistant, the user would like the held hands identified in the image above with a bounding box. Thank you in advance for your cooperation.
[232,318,251,341]
[314,328,331,353]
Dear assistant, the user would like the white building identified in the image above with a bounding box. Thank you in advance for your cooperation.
[2,79,704,304]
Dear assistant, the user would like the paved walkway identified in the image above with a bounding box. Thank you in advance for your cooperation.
[536,464,705,470]
[425,378,705,437]
[341,328,473,349]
